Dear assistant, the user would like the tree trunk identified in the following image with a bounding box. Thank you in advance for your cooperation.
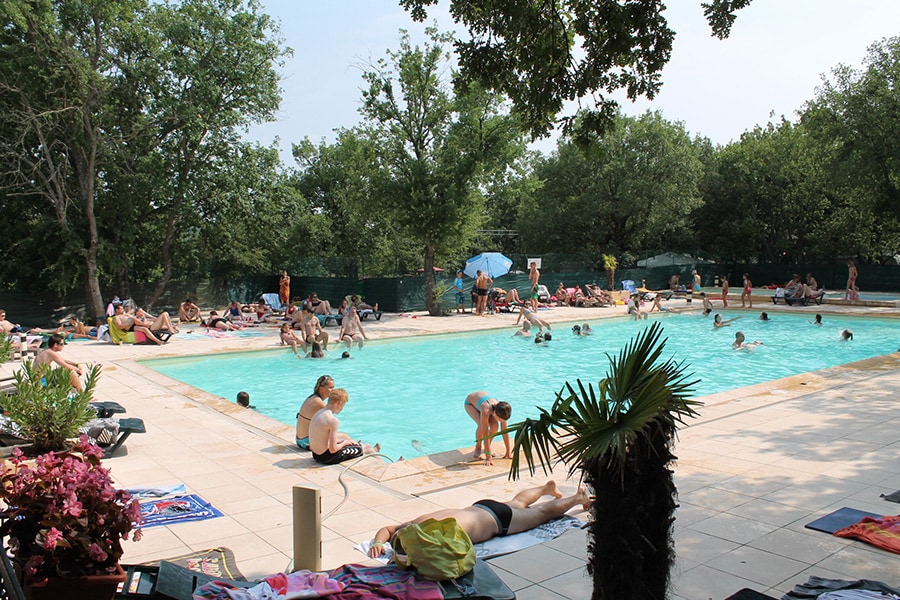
[423,244,441,316]
[585,421,677,600]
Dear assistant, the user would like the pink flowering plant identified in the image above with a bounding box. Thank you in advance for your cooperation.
[0,436,142,578]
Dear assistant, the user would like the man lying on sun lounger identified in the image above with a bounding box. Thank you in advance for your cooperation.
[367,481,591,557]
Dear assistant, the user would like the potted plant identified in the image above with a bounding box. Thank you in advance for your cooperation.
[3,360,100,454]
[0,437,142,599]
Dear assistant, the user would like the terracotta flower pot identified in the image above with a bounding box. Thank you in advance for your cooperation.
[25,563,126,600]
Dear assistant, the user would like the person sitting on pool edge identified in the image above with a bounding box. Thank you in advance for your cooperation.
[464,391,512,466]
[308,388,379,464]
[367,481,592,558]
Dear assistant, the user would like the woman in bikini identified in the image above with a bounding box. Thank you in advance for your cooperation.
[204,310,243,331]
[295,375,335,450]
[845,261,858,300]
[741,273,753,308]
[464,391,512,466]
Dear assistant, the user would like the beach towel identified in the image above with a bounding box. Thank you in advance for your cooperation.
[327,563,442,600]
[126,483,188,499]
[834,514,900,554]
[140,546,245,581]
[139,493,223,528]
[356,515,583,563]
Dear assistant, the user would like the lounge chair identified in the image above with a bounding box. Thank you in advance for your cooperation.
[536,284,551,303]
[621,280,638,295]
[316,313,344,327]
[261,293,284,314]
[357,309,383,321]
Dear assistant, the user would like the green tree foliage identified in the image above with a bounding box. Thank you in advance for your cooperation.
[508,323,700,600]
[801,36,900,262]
[694,119,828,263]
[359,28,525,314]
[0,0,289,315]
[292,132,419,278]
[518,111,703,262]
[400,0,753,139]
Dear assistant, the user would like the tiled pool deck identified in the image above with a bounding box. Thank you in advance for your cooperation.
[5,298,898,599]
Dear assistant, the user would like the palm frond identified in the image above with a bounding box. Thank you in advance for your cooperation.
[508,322,701,481]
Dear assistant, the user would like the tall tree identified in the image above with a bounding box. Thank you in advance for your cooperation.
[400,0,753,139]
[694,119,827,263]
[359,28,524,315]
[0,0,145,312]
[518,111,703,261]
[800,36,900,262]
[0,0,288,315]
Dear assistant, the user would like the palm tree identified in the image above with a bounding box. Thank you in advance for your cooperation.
[602,254,617,291]
[508,322,700,600]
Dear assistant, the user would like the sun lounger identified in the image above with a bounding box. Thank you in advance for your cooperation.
[100,417,146,458]
[357,309,383,321]
[261,293,284,314]
[772,289,826,306]
[316,313,344,327]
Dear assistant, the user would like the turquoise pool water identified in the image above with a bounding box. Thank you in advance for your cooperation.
[144,313,898,459]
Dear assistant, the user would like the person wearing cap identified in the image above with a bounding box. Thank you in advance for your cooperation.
[106,296,122,317]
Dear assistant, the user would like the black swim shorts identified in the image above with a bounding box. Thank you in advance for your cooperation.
[472,499,512,536]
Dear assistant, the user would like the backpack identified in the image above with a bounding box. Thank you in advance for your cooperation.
[392,517,476,581]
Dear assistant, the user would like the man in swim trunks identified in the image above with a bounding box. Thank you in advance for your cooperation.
[473,270,492,316]
[308,388,378,463]
[367,481,591,557]
[34,334,85,392]
[528,261,540,310]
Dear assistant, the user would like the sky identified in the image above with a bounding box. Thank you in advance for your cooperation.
[246,1,900,160]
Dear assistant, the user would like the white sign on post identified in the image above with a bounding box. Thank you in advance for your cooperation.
[527,258,542,269]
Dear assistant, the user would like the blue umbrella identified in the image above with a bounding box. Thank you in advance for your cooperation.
[464,252,513,279]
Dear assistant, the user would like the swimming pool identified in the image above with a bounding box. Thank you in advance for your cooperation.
[144,313,898,459]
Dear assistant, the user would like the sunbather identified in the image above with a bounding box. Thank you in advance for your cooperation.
[256,298,273,322]
[367,481,591,557]
[63,316,97,339]
[296,375,334,449]
[179,299,201,322]
[112,305,166,345]
[0,309,24,335]
[350,294,378,312]
[555,283,569,306]
[307,293,333,316]
[34,334,85,391]
[204,310,243,331]
[131,305,178,334]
